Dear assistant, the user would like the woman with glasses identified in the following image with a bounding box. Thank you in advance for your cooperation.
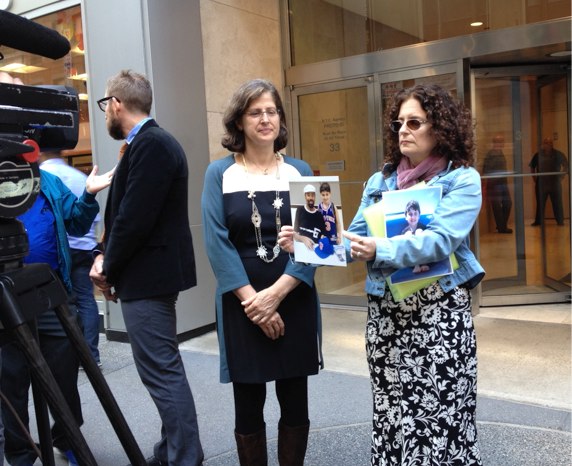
[201,79,322,465]
[282,83,484,465]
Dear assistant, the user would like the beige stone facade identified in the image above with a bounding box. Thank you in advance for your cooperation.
[199,0,283,160]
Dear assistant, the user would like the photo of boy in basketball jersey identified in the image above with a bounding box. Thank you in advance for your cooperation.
[318,182,341,245]
[289,176,346,267]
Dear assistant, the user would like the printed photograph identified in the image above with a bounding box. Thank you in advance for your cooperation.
[382,186,453,283]
[289,176,346,267]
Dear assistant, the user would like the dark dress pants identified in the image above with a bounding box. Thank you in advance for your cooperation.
[488,180,512,231]
[121,294,203,466]
[1,333,82,466]
[535,179,564,225]
[70,248,100,363]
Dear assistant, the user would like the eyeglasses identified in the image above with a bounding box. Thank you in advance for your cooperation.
[244,108,280,119]
[97,96,120,112]
[389,119,429,133]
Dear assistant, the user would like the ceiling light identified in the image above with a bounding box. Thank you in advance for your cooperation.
[548,51,571,57]
[0,63,26,71]
[470,21,483,27]
[0,63,47,73]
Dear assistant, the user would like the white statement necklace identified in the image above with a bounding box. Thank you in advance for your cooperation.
[242,153,283,262]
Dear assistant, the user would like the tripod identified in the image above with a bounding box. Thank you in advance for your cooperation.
[0,262,147,465]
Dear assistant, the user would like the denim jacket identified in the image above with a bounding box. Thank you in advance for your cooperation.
[345,162,485,297]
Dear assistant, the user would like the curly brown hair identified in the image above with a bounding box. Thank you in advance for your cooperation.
[384,84,475,169]
[221,79,288,153]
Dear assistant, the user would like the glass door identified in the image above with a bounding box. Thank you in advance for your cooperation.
[290,78,377,306]
[538,75,571,296]
[473,66,570,305]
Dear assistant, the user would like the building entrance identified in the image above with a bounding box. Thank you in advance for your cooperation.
[291,62,570,307]
[474,65,570,305]
[292,65,468,307]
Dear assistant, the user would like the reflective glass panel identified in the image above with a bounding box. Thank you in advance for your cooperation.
[288,0,571,66]
[474,71,570,299]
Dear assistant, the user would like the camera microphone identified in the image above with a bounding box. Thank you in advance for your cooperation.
[0,10,70,60]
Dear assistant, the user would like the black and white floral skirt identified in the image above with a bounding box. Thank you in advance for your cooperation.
[366,283,483,466]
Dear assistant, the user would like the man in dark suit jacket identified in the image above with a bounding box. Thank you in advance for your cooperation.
[90,70,203,466]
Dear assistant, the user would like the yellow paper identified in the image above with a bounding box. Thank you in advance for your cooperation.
[362,200,386,237]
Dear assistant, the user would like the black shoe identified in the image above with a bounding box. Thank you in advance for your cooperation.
[531,222,541,226]
[497,228,513,234]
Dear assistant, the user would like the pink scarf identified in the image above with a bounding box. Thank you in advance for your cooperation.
[396,154,448,189]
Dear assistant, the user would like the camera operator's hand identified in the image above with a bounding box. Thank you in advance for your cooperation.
[89,254,117,302]
[86,164,116,195]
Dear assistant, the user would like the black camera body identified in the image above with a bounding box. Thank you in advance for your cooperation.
[0,82,79,268]
[0,82,79,154]
[0,7,78,257]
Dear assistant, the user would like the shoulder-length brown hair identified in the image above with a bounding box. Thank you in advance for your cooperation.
[384,84,475,168]
[221,79,288,153]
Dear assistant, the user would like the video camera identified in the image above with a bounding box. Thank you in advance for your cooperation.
[0,9,78,268]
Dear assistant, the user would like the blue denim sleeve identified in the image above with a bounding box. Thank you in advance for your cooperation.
[345,172,385,259]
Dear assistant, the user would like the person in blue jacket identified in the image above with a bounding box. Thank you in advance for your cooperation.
[202,79,322,466]
[282,84,485,466]
[1,165,112,466]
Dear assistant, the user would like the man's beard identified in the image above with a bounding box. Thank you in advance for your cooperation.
[108,116,124,140]
[307,200,315,209]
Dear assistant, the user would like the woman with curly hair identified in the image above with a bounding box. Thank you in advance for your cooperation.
[347,83,484,465]
[280,83,484,465]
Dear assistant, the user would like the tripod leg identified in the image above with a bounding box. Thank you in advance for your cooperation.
[55,303,147,466]
[11,323,97,466]
[27,320,56,466]
[29,372,55,466]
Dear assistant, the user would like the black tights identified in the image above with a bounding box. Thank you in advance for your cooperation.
[233,376,308,434]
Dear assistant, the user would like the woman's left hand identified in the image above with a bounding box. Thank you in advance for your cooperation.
[278,225,295,253]
[242,288,281,324]
[242,290,285,339]
[342,231,376,261]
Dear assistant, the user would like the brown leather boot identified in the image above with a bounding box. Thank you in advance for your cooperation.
[234,426,268,466]
[277,420,310,466]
